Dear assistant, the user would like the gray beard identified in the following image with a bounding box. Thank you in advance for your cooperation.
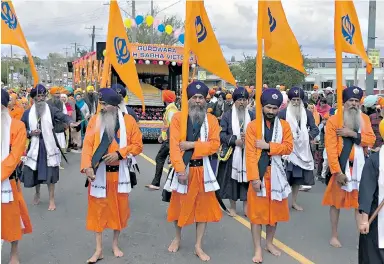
[35,101,47,118]
[189,104,206,125]
[344,108,360,131]
[236,107,246,125]
[288,103,301,121]
[101,108,118,142]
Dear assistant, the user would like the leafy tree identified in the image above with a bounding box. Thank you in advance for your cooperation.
[127,8,184,45]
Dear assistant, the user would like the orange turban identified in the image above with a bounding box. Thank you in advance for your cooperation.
[50,86,61,95]
[378,97,384,108]
[207,108,213,113]
[209,89,215,96]
[313,85,319,90]
[226,94,232,99]
[380,120,384,139]
[280,85,286,91]
[162,90,176,103]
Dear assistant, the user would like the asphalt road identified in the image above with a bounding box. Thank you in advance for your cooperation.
[2,143,359,264]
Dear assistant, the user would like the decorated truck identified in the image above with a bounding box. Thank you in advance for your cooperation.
[71,43,196,140]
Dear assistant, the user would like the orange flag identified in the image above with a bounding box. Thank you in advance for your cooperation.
[255,0,305,138]
[1,0,39,86]
[104,0,144,110]
[180,0,235,140]
[334,0,371,125]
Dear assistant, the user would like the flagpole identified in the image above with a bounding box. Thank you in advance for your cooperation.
[255,0,264,140]
[335,1,343,127]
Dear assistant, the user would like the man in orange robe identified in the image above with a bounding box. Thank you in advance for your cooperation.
[166,81,222,261]
[1,89,32,264]
[322,86,375,248]
[81,88,143,263]
[245,88,293,263]
[8,93,24,120]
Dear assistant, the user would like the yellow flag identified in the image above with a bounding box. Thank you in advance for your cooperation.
[261,0,306,74]
[105,0,144,110]
[185,0,236,85]
[1,0,39,86]
[334,0,371,125]
[180,0,235,140]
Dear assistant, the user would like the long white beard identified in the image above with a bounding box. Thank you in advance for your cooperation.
[344,108,361,131]
[236,107,246,124]
[100,109,117,142]
[288,102,302,121]
[35,101,47,118]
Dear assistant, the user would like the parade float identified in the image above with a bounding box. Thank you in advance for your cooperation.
[71,43,196,140]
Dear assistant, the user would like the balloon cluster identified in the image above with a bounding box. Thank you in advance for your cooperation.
[123,15,185,44]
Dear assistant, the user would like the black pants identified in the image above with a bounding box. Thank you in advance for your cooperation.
[151,141,170,187]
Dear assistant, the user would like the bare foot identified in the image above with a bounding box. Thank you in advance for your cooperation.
[227,208,237,217]
[48,202,56,211]
[33,193,40,205]
[112,245,124,258]
[168,239,180,253]
[86,250,103,263]
[9,255,20,264]
[292,203,304,211]
[330,237,342,248]
[145,184,160,190]
[265,243,281,257]
[194,246,210,261]
[252,247,263,263]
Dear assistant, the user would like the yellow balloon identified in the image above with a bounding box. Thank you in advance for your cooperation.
[103,50,106,57]
[165,25,173,35]
[124,18,131,28]
[146,15,154,26]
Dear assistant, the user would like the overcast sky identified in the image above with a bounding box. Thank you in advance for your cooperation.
[2,0,384,61]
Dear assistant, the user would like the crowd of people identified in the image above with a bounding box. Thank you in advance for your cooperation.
[1,81,384,264]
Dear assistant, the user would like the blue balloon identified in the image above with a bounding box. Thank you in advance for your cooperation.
[178,33,185,44]
[135,15,144,25]
[158,24,165,33]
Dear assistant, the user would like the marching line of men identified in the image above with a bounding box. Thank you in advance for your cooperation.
[1,82,383,264]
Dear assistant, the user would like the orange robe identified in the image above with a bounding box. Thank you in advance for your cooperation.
[9,105,24,120]
[167,113,222,227]
[322,113,375,209]
[80,114,143,232]
[313,109,320,126]
[1,119,33,242]
[245,119,293,226]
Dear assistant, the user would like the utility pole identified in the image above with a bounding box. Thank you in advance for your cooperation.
[366,0,376,95]
[85,25,103,52]
[10,45,13,88]
[63,47,71,85]
[132,0,136,42]
[354,56,359,86]
[71,42,80,58]
[150,0,154,44]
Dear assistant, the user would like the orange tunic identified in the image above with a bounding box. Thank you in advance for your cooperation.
[80,114,143,232]
[322,113,376,209]
[1,119,32,242]
[167,113,222,227]
[9,105,24,120]
[245,119,293,226]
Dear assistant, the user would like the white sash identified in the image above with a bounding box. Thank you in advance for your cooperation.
[231,105,251,182]
[168,115,220,194]
[257,117,291,201]
[286,103,314,170]
[24,103,61,171]
[378,148,384,248]
[1,112,14,204]
[90,110,131,198]
[341,139,365,193]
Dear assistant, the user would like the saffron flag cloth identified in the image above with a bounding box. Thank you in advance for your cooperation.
[261,0,306,74]
[180,0,235,140]
[255,0,305,138]
[1,0,39,86]
[104,0,144,110]
[334,0,372,125]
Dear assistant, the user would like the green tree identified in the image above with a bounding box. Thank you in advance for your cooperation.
[229,49,312,88]
[127,8,184,45]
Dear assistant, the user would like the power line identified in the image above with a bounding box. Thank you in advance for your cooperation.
[85,26,103,52]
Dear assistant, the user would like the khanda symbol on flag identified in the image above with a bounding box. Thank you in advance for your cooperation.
[268,8,276,32]
[114,37,130,65]
[195,16,207,43]
[342,15,355,45]
[1,1,17,29]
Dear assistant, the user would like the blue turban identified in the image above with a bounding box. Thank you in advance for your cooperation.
[30,84,47,98]
[233,87,249,102]
[363,95,378,108]
[65,86,74,94]
[111,83,127,98]
[187,81,209,99]
[287,87,305,100]
[261,88,283,107]
[342,86,363,103]
[1,89,10,107]
[98,88,121,106]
